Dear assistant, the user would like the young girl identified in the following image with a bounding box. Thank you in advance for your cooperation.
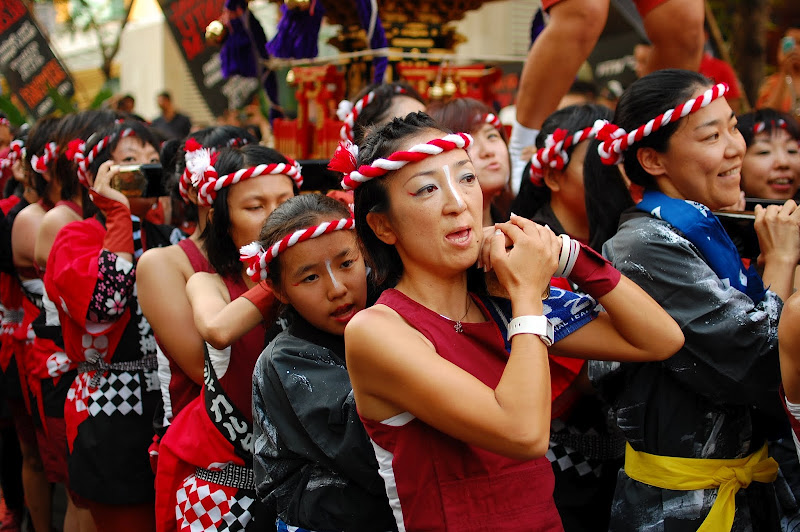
[594,69,800,531]
[343,112,683,531]
[246,194,395,531]
[155,144,300,532]
[427,98,511,226]
[43,120,163,531]
[737,108,800,200]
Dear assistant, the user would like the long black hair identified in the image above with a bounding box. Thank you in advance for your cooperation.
[24,116,63,204]
[202,144,299,278]
[510,104,633,251]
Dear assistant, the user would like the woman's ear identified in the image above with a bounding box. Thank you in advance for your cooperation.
[636,147,667,178]
[366,212,397,245]
[542,168,561,193]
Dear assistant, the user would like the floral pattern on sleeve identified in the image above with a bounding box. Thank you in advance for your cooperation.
[88,251,136,323]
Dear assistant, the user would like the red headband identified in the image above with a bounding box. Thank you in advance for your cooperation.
[178,137,251,202]
[0,140,25,171]
[598,83,730,165]
[240,218,355,282]
[185,139,303,206]
[66,128,136,186]
[483,113,502,129]
[530,119,612,185]
[337,86,407,142]
[332,132,473,191]
[31,142,58,175]
[753,119,787,135]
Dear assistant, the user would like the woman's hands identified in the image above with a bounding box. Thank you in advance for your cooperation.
[90,161,130,211]
[488,214,559,312]
[755,200,800,300]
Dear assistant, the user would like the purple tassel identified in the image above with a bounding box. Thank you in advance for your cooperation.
[354,0,388,84]
[266,4,324,59]
[220,10,269,78]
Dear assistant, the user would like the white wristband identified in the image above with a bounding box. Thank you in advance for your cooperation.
[554,235,580,278]
[507,315,554,346]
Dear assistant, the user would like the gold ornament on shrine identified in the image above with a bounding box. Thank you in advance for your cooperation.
[286,69,296,84]
[205,20,226,45]
[285,0,311,10]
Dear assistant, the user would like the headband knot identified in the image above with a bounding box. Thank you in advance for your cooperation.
[328,140,359,175]
[598,83,730,166]
[31,142,58,174]
[531,120,612,184]
[0,140,25,171]
[341,132,473,191]
[184,138,217,188]
[336,100,354,122]
[338,86,407,142]
[484,113,502,129]
[239,217,355,282]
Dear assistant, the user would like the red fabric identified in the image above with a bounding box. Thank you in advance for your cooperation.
[0,195,21,216]
[0,273,24,371]
[362,289,563,531]
[757,73,794,113]
[240,282,277,322]
[699,53,742,101]
[44,218,132,451]
[34,415,69,484]
[90,193,134,255]
[155,397,244,532]
[568,242,621,299]
[542,0,666,17]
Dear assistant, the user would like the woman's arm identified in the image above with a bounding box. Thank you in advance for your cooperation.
[34,206,81,269]
[136,247,206,384]
[11,204,42,272]
[185,272,267,350]
[780,291,800,403]
[348,216,558,461]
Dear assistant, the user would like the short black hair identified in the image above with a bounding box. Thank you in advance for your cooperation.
[737,108,800,147]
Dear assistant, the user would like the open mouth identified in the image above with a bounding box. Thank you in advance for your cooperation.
[331,304,356,322]
[446,227,472,246]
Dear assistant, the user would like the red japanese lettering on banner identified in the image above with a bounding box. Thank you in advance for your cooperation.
[19,60,67,108]
[166,0,224,61]
[0,0,27,35]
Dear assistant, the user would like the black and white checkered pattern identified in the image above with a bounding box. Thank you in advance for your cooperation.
[70,371,144,417]
[175,474,255,532]
[546,419,603,478]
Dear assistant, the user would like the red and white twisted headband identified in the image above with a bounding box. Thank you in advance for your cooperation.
[337,86,407,142]
[483,113,502,129]
[530,119,610,185]
[66,128,136,186]
[598,82,730,165]
[0,140,25,171]
[0,118,10,128]
[239,217,355,282]
[335,132,473,191]
[184,139,303,206]
[753,119,787,135]
[178,137,252,202]
[31,142,58,175]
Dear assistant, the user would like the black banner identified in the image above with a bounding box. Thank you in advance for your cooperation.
[157,0,260,116]
[0,0,75,119]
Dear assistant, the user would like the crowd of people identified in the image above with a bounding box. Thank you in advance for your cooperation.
[0,4,800,530]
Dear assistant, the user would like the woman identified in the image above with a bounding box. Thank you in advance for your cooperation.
[344,112,683,530]
[427,98,511,226]
[737,108,800,200]
[594,69,800,531]
[137,126,256,437]
[43,121,163,531]
[155,143,299,532]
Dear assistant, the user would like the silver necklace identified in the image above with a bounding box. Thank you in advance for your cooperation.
[440,293,472,333]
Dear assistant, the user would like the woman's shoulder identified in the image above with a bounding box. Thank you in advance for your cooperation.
[137,244,193,280]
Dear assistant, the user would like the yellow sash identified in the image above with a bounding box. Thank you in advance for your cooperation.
[624,442,778,532]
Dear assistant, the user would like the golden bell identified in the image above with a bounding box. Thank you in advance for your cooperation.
[205,20,226,45]
[429,84,444,100]
[286,69,296,84]
[285,0,311,10]
[443,77,457,96]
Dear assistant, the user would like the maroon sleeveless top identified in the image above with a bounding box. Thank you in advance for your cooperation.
[359,289,563,531]
[159,239,213,423]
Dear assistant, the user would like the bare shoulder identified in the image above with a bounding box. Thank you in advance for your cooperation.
[346,304,433,359]
[137,244,193,281]
[13,203,45,233]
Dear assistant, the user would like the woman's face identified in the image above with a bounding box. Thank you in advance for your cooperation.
[227,174,295,251]
[741,129,800,200]
[652,89,746,210]
[111,136,159,165]
[374,129,484,275]
[276,228,367,336]
[469,123,509,200]
[551,140,588,219]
